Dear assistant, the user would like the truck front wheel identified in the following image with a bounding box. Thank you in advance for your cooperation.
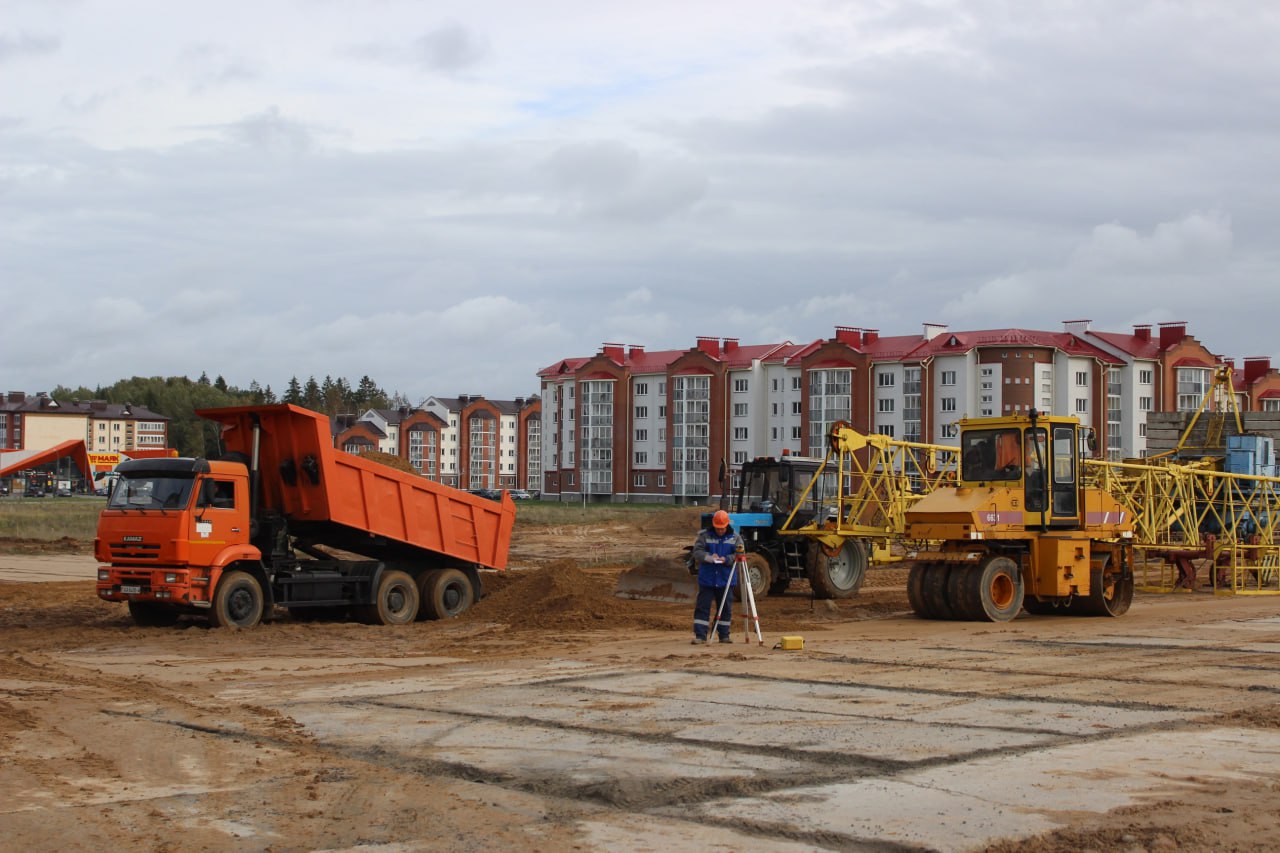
[211,570,264,629]
[421,569,475,619]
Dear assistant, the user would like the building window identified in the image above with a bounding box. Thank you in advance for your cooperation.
[635,382,648,395]
[658,405,667,418]
[878,399,895,413]
[635,429,648,442]
[940,423,958,438]
[634,474,647,487]
[808,368,852,452]
[635,406,648,419]
[1262,399,1280,412]
[791,426,802,440]
[733,378,749,392]
[877,371,895,387]
[1176,367,1211,412]
[733,403,748,417]
[733,451,747,464]
[1139,369,1153,384]
[1075,371,1088,386]
[1075,398,1088,413]
[771,403,778,416]
[939,397,955,412]
[941,370,956,385]
[733,427,748,440]
[791,402,802,415]
[791,376,801,390]
[635,451,648,465]
[877,425,895,437]
[658,474,666,487]
[1139,423,1148,436]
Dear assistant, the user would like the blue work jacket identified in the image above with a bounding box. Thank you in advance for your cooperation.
[692,525,744,588]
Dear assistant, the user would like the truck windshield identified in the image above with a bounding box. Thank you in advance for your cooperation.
[108,475,196,510]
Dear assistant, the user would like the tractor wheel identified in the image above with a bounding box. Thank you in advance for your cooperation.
[1081,556,1133,617]
[808,539,867,600]
[128,601,181,627]
[210,570,264,629]
[363,569,419,625]
[967,555,1024,622]
[921,562,957,620]
[421,568,475,620]
[906,562,931,617]
[736,553,771,603]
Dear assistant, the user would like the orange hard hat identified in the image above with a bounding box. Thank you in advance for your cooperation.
[712,510,730,529]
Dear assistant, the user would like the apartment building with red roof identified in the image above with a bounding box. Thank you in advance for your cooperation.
[537,319,1256,504]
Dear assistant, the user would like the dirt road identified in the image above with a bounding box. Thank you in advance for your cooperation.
[1,516,1278,852]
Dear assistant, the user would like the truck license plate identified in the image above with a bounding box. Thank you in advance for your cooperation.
[121,585,142,595]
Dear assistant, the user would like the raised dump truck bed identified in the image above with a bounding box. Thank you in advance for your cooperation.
[200,404,515,569]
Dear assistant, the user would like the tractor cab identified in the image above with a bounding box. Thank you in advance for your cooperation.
[958,411,1087,529]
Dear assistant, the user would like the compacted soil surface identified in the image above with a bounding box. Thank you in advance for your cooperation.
[2,509,1278,852]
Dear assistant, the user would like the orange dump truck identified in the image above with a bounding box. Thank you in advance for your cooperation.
[95,404,516,628]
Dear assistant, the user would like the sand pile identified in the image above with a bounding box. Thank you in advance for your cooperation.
[469,561,685,633]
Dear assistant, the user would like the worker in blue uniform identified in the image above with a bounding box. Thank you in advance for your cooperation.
[690,510,745,644]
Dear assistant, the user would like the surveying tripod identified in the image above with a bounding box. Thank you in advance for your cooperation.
[712,550,764,645]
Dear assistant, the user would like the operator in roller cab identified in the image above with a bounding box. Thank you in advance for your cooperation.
[690,510,744,644]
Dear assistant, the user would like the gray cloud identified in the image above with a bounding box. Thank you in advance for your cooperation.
[0,32,58,63]
[2,1,1278,400]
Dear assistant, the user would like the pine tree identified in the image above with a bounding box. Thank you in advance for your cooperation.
[283,377,302,405]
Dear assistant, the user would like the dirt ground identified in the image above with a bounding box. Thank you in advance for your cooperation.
[2,508,1279,852]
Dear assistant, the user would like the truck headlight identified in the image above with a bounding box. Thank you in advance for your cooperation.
[98,569,109,581]
[164,573,179,584]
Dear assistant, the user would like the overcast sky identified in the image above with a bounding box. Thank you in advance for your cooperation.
[4,0,1278,402]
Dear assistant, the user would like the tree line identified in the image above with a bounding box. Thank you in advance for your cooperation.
[51,374,408,457]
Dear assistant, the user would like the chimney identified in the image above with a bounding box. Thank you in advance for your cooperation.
[514,397,525,408]
[923,322,948,341]
[6,391,25,403]
[458,394,470,406]
[1063,319,1092,335]
[628,344,645,359]
[722,338,739,353]
[863,329,879,344]
[1244,357,1272,384]
[696,336,720,357]
[1134,324,1152,341]
[835,325,861,347]
[1158,321,1187,349]
[601,342,624,361]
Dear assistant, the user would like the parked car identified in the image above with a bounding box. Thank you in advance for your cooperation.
[55,486,73,497]
[25,487,45,498]
[509,490,534,500]
[469,488,503,501]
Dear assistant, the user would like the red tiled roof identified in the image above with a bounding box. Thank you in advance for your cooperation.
[1088,331,1163,359]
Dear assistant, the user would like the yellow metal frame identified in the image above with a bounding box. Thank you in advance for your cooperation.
[778,425,958,559]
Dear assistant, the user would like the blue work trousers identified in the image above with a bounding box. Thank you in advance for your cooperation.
[694,584,733,640]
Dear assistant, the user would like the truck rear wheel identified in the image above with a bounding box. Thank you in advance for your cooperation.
[421,568,474,619]
[808,539,867,600]
[211,570,264,629]
[128,601,181,627]
[364,569,419,625]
